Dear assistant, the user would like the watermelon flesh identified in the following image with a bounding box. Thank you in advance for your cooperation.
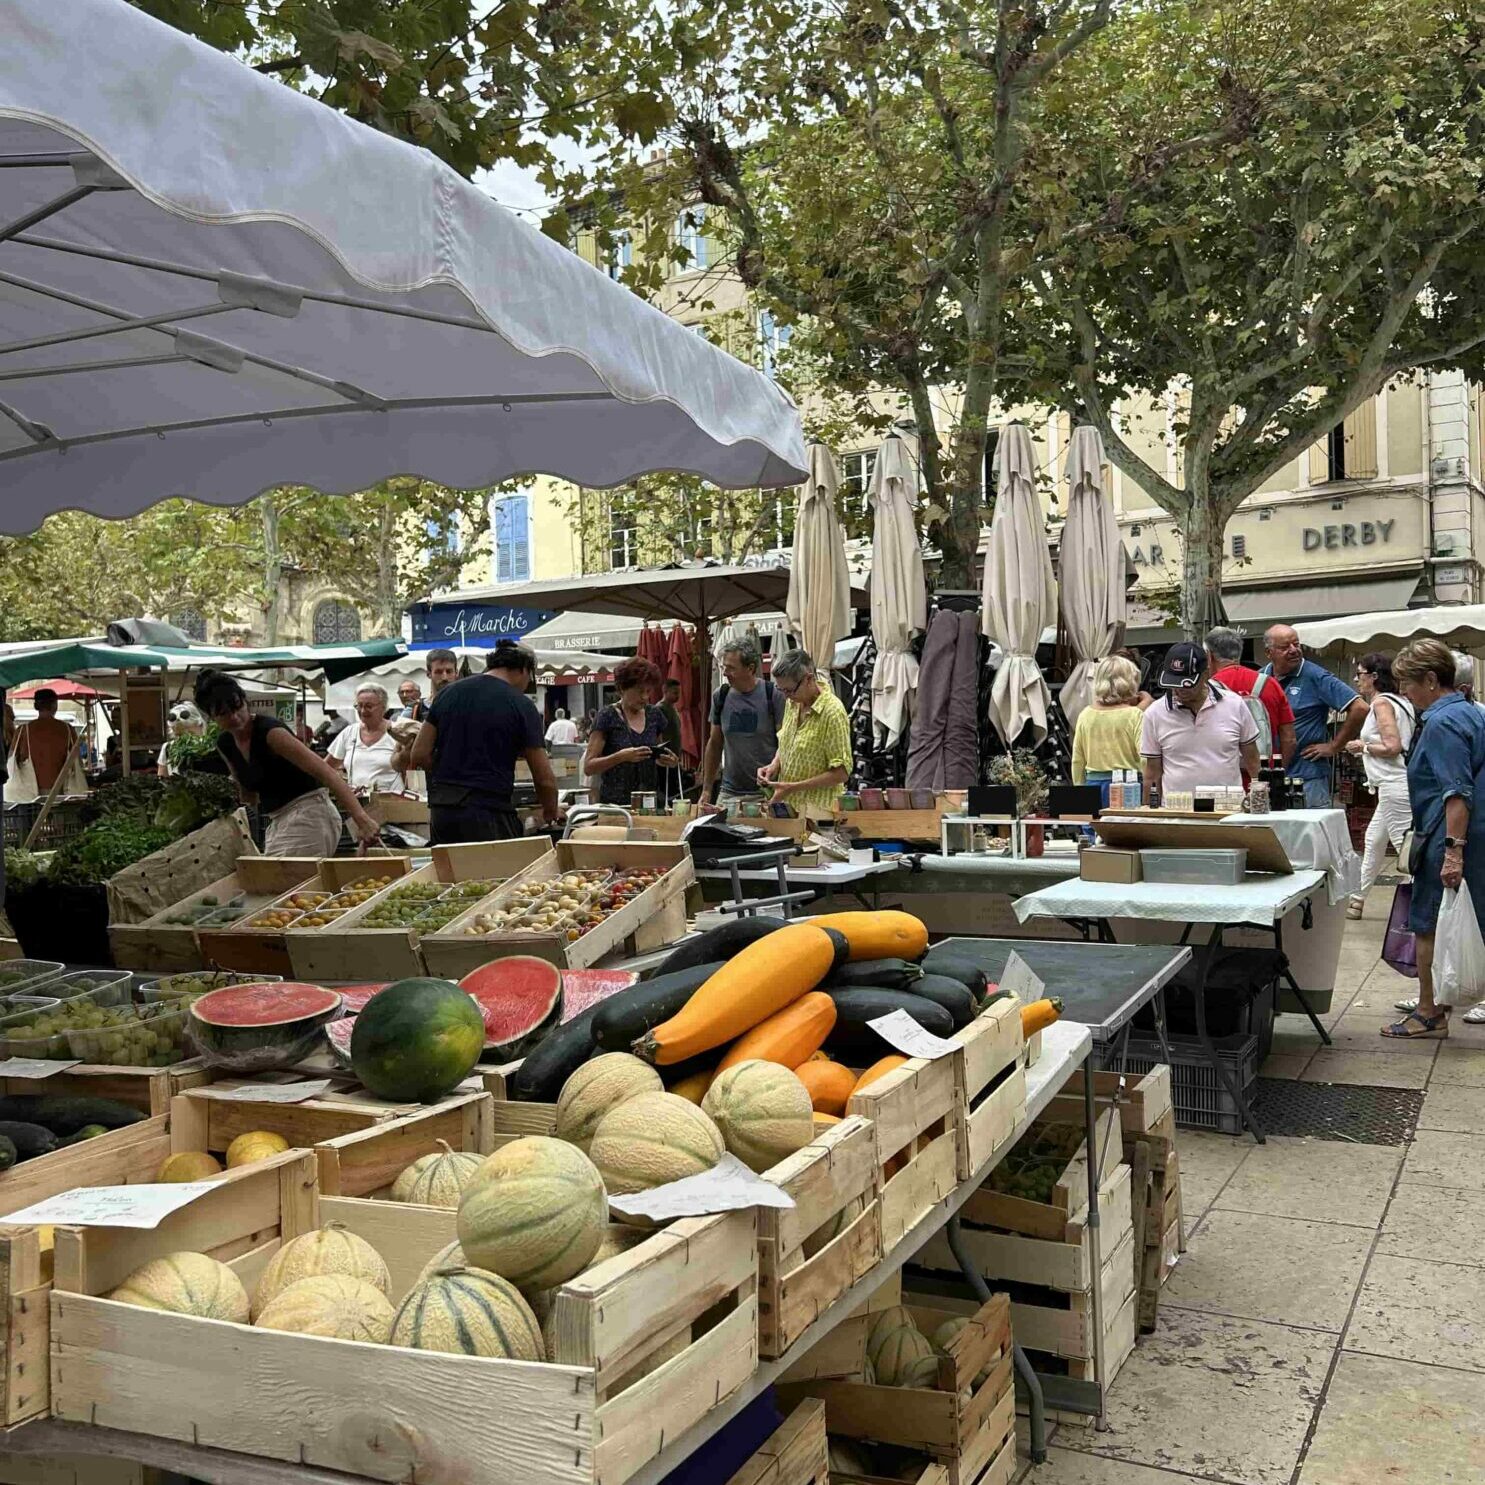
[188,982,343,1073]
[324,1015,356,1069]
[459,957,563,1061]
[337,985,389,1014]
[560,968,638,1024]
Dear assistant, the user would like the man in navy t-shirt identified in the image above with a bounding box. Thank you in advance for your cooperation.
[410,642,560,843]
[1261,624,1367,807]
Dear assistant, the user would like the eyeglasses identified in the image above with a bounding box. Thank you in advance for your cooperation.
[775,682,799,698]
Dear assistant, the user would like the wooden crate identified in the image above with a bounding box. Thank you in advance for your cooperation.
[777,1295,1016,1485]
[757,1115,881,1360]
[48,1148,759,1485]
[951,1000,1026,1181]
[846,1055,957,1257]
[285,839,552,983]
[108,856,320,973]
[421,842,695,977]
[778,1272,902,1385]
[0,1452,162,1485]
[725,1398,827,1485]
[195,857,414,976]
[170,1085,492,1199]
[833,799,952,844]
[1055,1066,1173,1136]
[0,1061,209,1122]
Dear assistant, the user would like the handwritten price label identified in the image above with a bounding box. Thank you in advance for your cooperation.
[867,1008,959,1060]
[607,1154,794,1222]
[1,1181,223,1230]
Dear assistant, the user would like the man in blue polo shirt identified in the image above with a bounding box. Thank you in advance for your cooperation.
[1261,624,1367,807]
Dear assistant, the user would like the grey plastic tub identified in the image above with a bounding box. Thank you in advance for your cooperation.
[1138,847,1248,886]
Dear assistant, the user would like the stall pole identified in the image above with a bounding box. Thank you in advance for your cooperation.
[118,670,131,777]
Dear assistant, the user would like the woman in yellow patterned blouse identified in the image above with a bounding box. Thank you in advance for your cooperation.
[757,648,853,815]
[1071,655,1145,807]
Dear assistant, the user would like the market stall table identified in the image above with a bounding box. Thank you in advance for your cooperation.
[0,1020,1103,1484]
[1013,869,1329,1142]
[694,851,900,911]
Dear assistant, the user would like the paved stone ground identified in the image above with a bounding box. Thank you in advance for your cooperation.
[1012,887,1484,1485]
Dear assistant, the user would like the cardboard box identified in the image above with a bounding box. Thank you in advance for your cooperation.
[1080,846,1142,884]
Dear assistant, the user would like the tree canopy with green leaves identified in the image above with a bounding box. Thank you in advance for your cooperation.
[1028,0,1485,630]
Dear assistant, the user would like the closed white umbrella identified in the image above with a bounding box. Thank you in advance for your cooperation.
[786,444,853,669]
[868,436,926,748]
[0,0,806,532]
[1059,426,1126,726]
[982,423,1056,745]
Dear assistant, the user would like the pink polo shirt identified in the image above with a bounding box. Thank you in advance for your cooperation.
[1139,682,1258,794]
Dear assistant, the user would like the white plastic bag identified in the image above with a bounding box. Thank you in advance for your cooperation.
[1434,885,1485,1004]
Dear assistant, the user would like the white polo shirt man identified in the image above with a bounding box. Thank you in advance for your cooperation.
[1141,641,1261,797]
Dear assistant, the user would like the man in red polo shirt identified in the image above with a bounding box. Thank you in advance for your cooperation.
[1204,626,1295,769]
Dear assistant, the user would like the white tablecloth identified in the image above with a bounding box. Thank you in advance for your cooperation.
[1012,869,1328,929]
[1219,808,1360,905]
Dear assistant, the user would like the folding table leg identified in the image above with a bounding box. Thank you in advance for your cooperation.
[1274,913,1332,1045]
[946,1215,1048,1463]
[1191,922,1266,1142]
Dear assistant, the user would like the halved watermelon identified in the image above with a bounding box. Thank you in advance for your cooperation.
[459,957,563,1060]
[188,982,343,1073]
[560,968,638,1024]
[336,984,389,1014]
[324,1014,356,1070]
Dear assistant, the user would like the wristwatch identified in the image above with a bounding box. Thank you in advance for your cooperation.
[1445,836,1466,850]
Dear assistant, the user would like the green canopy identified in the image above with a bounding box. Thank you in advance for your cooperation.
[0,638,405,691]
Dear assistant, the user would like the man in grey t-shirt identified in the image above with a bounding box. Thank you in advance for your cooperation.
[701,637,787,807]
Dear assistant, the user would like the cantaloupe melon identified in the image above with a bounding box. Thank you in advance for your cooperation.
[457,1136,607,1291]
[897,1350,942,1388]
[391,1140,483,1208]
[156,1151,222,1183]
[701,1060,813,1174]
[555,1053,662,1152]
[108,1252,248,1323]
[930,1317,970,1353]
[591,1223,649,1267]
[225,1130,289,1169]
[390,1266,544,1359]
[588,1091,725,1195]
[866,1305,919,1358]
[873,1322,935,1387]
[252,1223,390,1319]
[416,1237,466,1286]
[254,1274,394,1342]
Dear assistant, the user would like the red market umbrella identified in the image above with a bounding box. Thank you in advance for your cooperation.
[666,624,703,769]
[636,625,670,704]
[10,679,105,700]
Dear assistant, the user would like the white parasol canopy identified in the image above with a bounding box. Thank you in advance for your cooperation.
[982,423,1056,745]
[786,444,854,670]
[1058,425,1126,726]
[867,436,926,748]
[1295,603,1485,656]
[0,0,806,533]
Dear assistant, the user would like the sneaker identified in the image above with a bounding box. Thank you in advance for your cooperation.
[1347,899,1365,920]
[1464,1003,1485,1025]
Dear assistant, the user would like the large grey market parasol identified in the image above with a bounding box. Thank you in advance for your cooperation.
[867,435,926,748]
[0,0,806,534]
[785,444,853,670]
[1059,425,1126,725]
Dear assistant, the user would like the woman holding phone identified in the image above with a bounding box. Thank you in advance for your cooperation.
[584,658,679,806]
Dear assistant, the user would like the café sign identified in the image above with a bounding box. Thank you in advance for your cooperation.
[409,602,554,649]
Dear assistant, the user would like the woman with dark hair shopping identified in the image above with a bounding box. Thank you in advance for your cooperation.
[1345,652,1414,920]
[584,658,678,806]
[195,669,379,857]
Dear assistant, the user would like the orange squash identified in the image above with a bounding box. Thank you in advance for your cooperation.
[667,1069,715,1104]
[635,923,840,1066]
[848,1056,908,1101]
[806,911,928,963]
[812,1112,842,1129]
[1021,997,1064,1038]
[795,1058,857,1117]
[717,992,836,1073]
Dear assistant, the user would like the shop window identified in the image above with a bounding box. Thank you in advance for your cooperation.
[1309,401,1378,484]
[172,607,207,642]
[312,599,361,645]
[609,495,640,570]
[493,495,530,584]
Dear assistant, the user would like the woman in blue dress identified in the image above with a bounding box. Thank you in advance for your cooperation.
[1383,639,1485,1038]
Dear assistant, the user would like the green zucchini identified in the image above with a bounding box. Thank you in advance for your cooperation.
[826,958,925,992]
[823,988,954,1055]
[908,975,977,1029]
[645,918,788,979]
[0,1095,147,1134]
[0,1136,15,1172]
[0,1122,60,1159]
[919,953,990,1003]
[592,964,726,1052]
[510,1002,603,1103]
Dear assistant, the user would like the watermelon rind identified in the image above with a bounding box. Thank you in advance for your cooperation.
[460,958,563,1061]
[187,983,343,1074]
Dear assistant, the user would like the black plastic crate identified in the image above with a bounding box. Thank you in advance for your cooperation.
[2,799,89,851]
[1122,1032,1259,1136]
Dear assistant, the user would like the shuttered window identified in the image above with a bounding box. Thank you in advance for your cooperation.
[1308,398,1378,483]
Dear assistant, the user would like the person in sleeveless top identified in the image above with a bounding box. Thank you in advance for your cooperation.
[1344,653,1414,919]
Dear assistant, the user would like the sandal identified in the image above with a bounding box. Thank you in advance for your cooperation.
[1347,900,1365,920]
[1381,1010,1449,1039]
[1394,996,1454,1013]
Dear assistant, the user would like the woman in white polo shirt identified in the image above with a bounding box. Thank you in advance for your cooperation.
[1139,642,1261,802]
[327,684,404,794]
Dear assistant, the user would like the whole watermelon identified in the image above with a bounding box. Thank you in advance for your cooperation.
[351,979,485,1103]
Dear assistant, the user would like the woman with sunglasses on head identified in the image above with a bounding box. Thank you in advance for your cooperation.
[1344,653,1414,920]
[156,701,206,779]
[194,669,380,857]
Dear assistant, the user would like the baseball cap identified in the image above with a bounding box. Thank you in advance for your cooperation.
[1159,641,1207,689]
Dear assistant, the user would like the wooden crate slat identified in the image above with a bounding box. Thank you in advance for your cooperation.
[722,1398,827,1485]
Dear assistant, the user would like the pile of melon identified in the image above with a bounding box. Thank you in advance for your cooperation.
[156,1129,292,1183]
[863,1305,989,1390]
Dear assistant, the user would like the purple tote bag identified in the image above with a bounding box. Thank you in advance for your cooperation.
[1383,883,1419,979]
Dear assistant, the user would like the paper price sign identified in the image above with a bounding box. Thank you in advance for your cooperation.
[998,950,1046,1006]
[1,1180,223,1230]
[201,1079,333,1104]
[868,1008,959,1060]
[0,1058,82,1078]
[607,1154,794,1222]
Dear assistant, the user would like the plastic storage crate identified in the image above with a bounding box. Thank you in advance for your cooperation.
[1121,1032,1259,1135]
[2,799,88,850]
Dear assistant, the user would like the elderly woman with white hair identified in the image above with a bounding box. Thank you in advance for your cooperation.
[156,700,206,778]
[327,683,404,793]
[1071,655,1146,808]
